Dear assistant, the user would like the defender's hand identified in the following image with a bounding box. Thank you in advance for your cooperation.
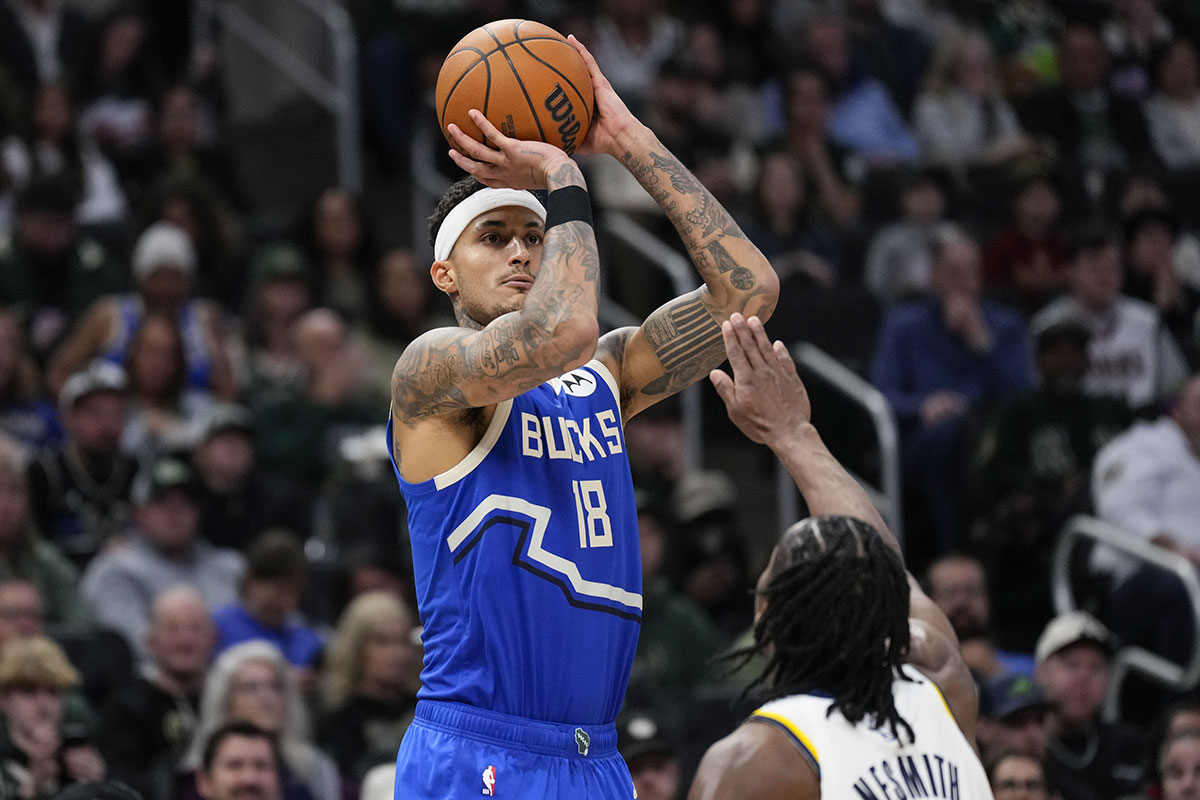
[567,34,639,158]
[709,314,810,446]
[448,109,577,190]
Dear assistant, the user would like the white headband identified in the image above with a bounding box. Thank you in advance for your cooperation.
[434,188,547,262]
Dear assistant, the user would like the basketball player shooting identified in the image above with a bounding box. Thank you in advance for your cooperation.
[386,36,779,798]
[689,314,993,799]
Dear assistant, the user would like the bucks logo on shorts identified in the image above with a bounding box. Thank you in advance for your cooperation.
[574,727,590,756]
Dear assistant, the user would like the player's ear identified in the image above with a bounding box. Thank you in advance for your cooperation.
[431,259,456,294]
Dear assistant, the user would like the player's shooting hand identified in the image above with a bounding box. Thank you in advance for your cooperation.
[709,313,810,446]
[566,35,638,158]
[447,109,577,190]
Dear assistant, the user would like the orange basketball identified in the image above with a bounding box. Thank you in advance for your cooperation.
[435,19,594,156]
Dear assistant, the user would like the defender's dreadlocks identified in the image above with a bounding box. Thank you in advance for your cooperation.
[744,514,916,743]
[427,176,486,248]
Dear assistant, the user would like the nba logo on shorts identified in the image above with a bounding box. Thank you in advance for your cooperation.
[481,765,496,796]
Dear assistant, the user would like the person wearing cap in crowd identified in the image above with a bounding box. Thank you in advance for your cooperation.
[669,469,752,641]
[1034,610,1145,799]
[977,672,1053,764]
[96,585,216,800]
[189,402,311,552]
[46,220,235,400]
[970,318,1133,650]
[618,707,683,800]
[26,359,138,568]
[0,174,126,363]
[1091,373,1200,681]
[0,635,106,798]
[81,456,244,661]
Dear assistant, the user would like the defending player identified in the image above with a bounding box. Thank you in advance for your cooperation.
[690,314,992,800]
[386,38,778,798]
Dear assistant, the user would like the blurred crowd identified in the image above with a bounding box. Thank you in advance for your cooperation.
[0,0,1199,799]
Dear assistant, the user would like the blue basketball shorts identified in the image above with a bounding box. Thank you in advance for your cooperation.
[393,700,635,799]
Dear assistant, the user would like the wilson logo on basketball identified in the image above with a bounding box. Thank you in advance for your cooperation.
[544,84,581,154]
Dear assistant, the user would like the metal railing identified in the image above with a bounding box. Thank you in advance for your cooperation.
[1053,515,1200,722]
[205,0,361,191]
[779,342,903,542]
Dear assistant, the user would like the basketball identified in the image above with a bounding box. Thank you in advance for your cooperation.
[435,19,594,156]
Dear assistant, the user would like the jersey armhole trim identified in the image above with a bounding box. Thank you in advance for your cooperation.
[586,359,622,413]
[432,399,514,491]
[749,711,821,780]
[922,672,960,728]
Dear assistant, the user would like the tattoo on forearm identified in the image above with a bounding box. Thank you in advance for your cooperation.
[640,296,724,396]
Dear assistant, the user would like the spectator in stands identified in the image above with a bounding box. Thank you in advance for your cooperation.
[27,360,136,567]
[1091,374,1200,671]
[212,530,322,689]
[189,403,310,552]
[971,321,1133,648]
[140,84,247,214]
[1144,700,1200,798]
[0,0,87,100]
[1034,611,1145,799]
[0,176,127,362]
[803,13,920,164]
[739,150,841,288]
[777,63,862,230]
[181,641,338,800]
[983,170,1069,316]
[0,436,89,632]
[986,0,1063,94]
[871,227,1033,555]
[864,167,952,305]
[0,308,59,454]
[0,577,44,650]
[235,243,312,412]
[616,706,682,800]
[81,456,243,660]
[0,81,128,227]
[119,312,215,460]
[1114,170,1200,296]
[913,28,1036,171]
[988,751,1056,800]
[923,554,1034,680]
[1158,728,1200,800]
[668,469,752,641]
[47,220,235,401]
[977,673,1052,764]
[97,585,215,800]
[588,0,685,117]
[295,187,375,324]
[1145,37,1200,171]
[1103,0,1174,103]
[253,309,376,488]
[844,0,930,116]
[0,635,105,798]
[1122,207,1200,366]
[1032,223,1189,412]
[74,4,163,187]
[138,176,245,311]
[195,722,283,800]
[630,492,722,695]
[356,248,452,410]
[317,592,417,789]
[1017,23,1152,174]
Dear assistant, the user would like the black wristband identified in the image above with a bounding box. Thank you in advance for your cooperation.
[544,185,593,231]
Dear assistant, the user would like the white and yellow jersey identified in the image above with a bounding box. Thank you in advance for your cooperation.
[751,667,993,799]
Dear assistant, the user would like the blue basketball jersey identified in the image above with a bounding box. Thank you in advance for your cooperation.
[388,360,642,725]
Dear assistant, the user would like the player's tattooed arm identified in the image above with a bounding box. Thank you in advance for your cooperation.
[391,195,600,424]
[603,131,778,419]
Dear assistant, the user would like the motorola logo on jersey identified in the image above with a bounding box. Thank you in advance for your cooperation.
[555,369,597,397]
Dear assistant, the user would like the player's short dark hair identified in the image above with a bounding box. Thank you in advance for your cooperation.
[428,176,487,249]
[738,514,915,743]
[201,720,283,774]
